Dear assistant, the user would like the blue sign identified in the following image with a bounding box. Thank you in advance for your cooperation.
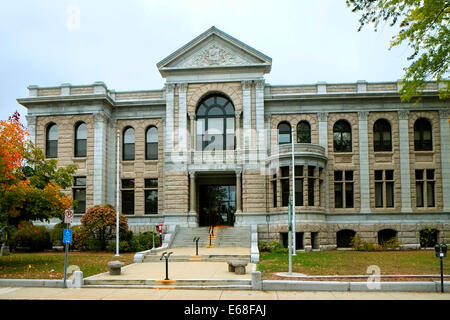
[63,229,73,244]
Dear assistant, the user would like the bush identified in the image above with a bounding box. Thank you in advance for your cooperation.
[259,241,287,253]
[107,231,161,253]
[80,204,128,251]
[9,221,52,252]
[49,222,65,246]
[71,225,89,251]
[419,227,439,248]
[351,234,400,251]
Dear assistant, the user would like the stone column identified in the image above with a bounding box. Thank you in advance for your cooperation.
[178,83,188,151]
[189,170,196,214]
[242,80,252,151]
[255,80,265,158]
[93,112,108,205]
[189,113,196,151]
[439,109,450,211]
[358,111,371,213]
[25,115,37,144]
[236,169,242,214]
[398,110,412,212]
[165,83,175,152]
[318,112,329,211]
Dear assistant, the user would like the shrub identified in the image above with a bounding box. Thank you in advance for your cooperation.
[49,222,65,246]
[71,225,89,251]
[10,221,52,252]
[419,227,439,248]
[80,204,128,251]
[259,241,287,253]
[107,231,161,253]
[351,234,400,251]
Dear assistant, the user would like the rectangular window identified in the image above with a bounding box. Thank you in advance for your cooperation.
[73,176,86,214]
[295,178,303,206]
[415,169,435,207]
[281,179,290,207]
[144,179,158,215]
[272,180,277,208]
[334,170,353,208]
[75,139,87,157]
[46,140,58,158]
[308,178,315,206]
[374,170,394,208]
[122,179,135,215]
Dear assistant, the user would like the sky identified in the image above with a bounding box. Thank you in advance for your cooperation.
[0,0,411,124]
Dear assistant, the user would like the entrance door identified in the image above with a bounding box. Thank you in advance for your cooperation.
[199,185,236,226]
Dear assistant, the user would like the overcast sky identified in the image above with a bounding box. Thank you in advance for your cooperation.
[0,0,410,123]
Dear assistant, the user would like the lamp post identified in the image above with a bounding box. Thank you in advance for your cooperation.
[291,125,296,255]
[435,243,447,293]
[115,129,120,257]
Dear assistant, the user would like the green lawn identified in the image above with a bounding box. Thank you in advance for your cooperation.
[259,250,450,278]
[0,252,135,279]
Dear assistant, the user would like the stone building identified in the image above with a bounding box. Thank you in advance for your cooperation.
[18,27,450,250]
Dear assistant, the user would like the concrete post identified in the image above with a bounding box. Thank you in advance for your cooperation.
[189,171,196,214]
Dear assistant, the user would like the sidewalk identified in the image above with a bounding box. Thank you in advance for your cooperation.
[1,286,450,300]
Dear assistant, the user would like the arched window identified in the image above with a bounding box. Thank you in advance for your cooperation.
[74,122,87,157]
[46,123,58,158]
[333,120,352,152]
[336,229,356,248]
[414,118,432,151]
[378,229,397,245]
[373,119,392,152]
[278,122,291,145]
[123,127,135,161]
[297,121,311,143]
[145,126,158,160]
[196,95,235,151]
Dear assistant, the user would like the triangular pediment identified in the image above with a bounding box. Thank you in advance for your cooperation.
[157,27,272,77]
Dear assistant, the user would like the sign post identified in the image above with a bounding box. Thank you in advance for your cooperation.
[62,228,73,288]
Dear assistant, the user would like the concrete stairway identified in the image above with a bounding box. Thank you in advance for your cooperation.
[170,226,251,248]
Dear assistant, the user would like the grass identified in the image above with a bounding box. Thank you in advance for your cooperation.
[258,250,450,279]
[0,251,135,279]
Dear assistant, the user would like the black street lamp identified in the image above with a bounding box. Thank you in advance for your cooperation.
[434,244,447,293]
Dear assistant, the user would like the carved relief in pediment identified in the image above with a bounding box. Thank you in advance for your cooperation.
[178,43,252,68]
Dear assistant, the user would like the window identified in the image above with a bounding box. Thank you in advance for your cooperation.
[414,118,432,151]
[73,176,86,214]
[378,229,397,245]
[145,126,158,160]
[333,120,352,152]
[373,119,392,152]
[123,127,135,161]
[281,166,290,207]
[46,123,58,158]
[374,170,394,208]
[297,121,311,143]
[294,166,304,206]
[74,122,87,157]
[278,122,291,145]
[336,229,356,248]
[416,169,435,207]
[271,174,277,208]
[334,170,354,208]
[144,179,158,214]
[121,179,135,215]
[196,95,235,151]
[307,166,316,206]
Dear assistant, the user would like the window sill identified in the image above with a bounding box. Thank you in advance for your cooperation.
[72,157,87,161]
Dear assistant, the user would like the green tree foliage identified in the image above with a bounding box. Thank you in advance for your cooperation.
[347,0,449,102]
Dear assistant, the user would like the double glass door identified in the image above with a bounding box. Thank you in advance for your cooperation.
[199,185,236,226]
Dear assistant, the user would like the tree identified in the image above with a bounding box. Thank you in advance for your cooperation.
[0,112,77,227]
[346,0,449,102]
[80,204,128,251]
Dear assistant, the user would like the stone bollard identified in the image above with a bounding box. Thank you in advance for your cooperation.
[108,261,124,275]
[72,271,83,288]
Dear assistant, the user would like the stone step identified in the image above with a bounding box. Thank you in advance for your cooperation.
[143,254,251,262]
[83,278,252,290]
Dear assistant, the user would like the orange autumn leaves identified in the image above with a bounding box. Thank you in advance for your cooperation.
[0,112,73,226]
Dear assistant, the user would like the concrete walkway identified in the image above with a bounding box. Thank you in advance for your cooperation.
[1,286,449,300]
